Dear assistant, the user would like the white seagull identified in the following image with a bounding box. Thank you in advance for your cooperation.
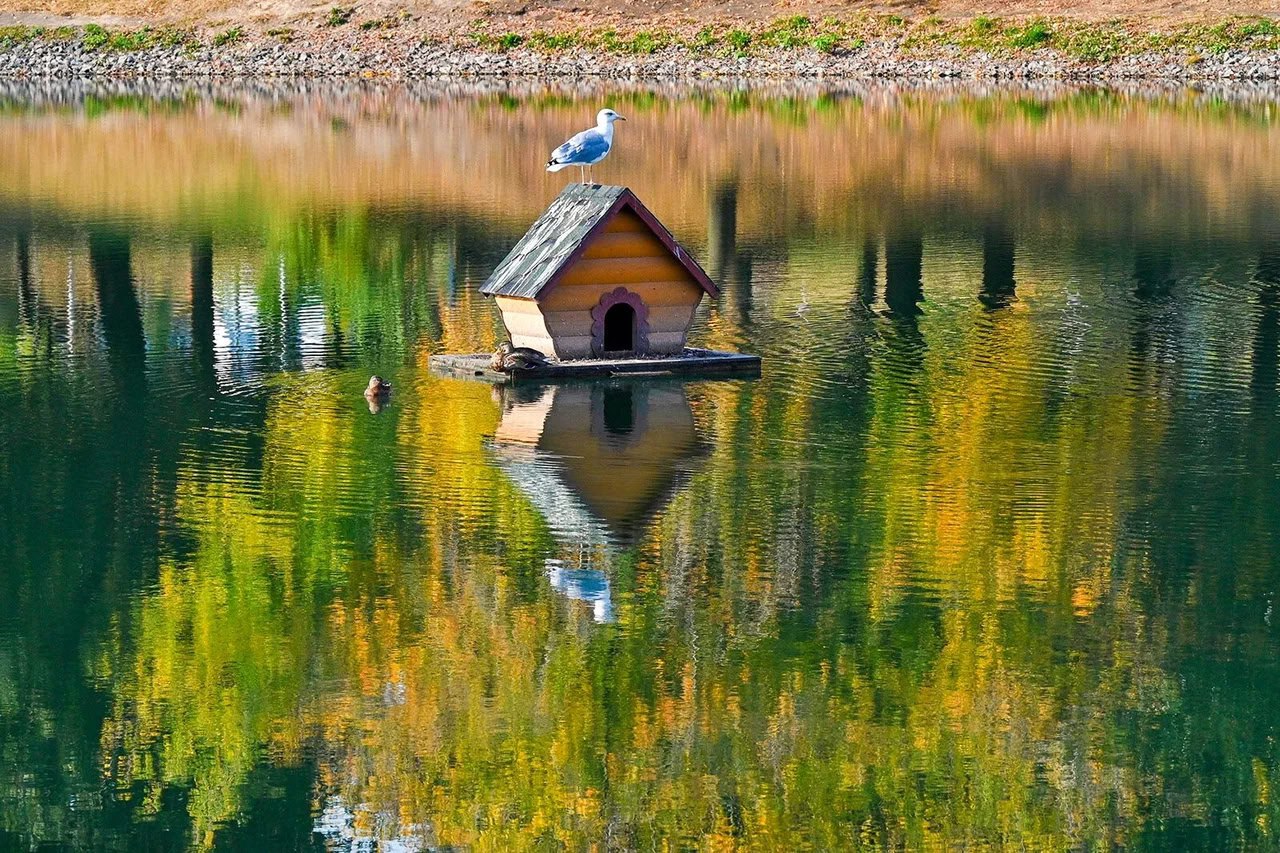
[546,108,626,185]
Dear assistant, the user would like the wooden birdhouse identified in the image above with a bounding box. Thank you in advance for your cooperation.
[480,184,719,360]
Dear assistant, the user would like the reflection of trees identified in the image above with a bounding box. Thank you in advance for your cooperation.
[1252,249,1279,404]
[4,87,1278,271]
[1102,247,1280,847]
[97,479,313,842]
[88,230,146,390]
[15,230,34,330]
[0,231,198,846]
[191,234,216,392]
[707,179,755,332]
[0,223,1271,847]
[857,238,877,307]
[1,91,1279,848]
[1,200,1276,849]
[884,227,923,318]
[980,219,1016,309]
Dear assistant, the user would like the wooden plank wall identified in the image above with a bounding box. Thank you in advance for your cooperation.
[531,210,703,358]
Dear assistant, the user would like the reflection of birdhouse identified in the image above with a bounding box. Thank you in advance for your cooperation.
[490,381,703,545]
[480,185,719,360]
[490,380,703,623]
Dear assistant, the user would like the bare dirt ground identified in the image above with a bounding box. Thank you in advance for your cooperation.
[2,0,1278,33]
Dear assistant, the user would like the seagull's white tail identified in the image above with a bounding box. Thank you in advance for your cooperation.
[546,162,570,172]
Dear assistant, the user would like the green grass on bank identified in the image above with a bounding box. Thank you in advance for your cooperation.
[0,23,196,51]
[0,14,1278,61]
[467,14,1280,60]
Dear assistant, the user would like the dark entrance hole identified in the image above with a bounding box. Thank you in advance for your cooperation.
[603,303,635,352]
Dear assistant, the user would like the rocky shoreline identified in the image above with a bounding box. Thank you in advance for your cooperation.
[2,34,1280,81]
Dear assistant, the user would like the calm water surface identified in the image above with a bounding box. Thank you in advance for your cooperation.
[1,80,1279,850]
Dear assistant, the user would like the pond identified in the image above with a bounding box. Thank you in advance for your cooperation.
[1,79,1278,850]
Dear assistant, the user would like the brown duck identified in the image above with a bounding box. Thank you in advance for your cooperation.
[491,341,551,372]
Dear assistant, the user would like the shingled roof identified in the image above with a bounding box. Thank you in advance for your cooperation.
[479,184,718,299]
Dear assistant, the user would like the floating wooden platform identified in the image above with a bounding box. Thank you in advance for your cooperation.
[430,348,761,384]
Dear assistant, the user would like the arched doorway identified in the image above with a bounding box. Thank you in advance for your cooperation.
[603,303,635,352]
[590,287,650,357]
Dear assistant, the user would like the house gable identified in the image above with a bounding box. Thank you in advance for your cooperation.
[479,184,718,301]
[540,210,705,312]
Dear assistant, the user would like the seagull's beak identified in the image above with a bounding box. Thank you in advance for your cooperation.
[616,115,626,121]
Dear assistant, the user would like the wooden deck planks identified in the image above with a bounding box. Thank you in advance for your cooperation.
[429,348,761,384]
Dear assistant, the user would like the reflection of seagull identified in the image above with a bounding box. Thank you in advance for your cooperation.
[546,108,626,185]
[548,562,614,623]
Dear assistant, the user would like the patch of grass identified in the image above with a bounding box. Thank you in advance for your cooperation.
[1007,19,1053,48]
[0,25,37,47]
[81,24,109,50]
[1202,21,1234,53]
[466,22,491,47]
[266,27,294,41]
[527,30,579,51]
[68,25,190,52]
[359,13,406,30]
[325,6,354,27]
[1239,18,1280,37]
[106,27,152,51]
[760,15,811,48]
[212,26,244,47]
[725,28,752,54]
[689,26,718,51]
[596,28,622,51]
[1060,24,1130,61]
[0,25,35,42]
[447,14,1280,62]
[623,29,667,54]
[155,27,191,47]
[1188,17,1280,52]
[811,32,840,53]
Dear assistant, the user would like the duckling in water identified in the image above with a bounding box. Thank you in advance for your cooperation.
[365,375,392,413]
[491,341,551,372]
[365,375,391,399]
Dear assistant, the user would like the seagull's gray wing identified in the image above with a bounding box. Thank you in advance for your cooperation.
[548,127,610,166]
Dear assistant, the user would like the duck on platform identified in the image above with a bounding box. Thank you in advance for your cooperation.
[491,341,551,373]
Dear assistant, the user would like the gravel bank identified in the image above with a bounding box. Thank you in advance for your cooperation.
[2,34,1280,80]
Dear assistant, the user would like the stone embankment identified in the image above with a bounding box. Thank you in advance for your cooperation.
[1,35,1279,80]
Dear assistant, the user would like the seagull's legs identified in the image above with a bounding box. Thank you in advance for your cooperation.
[579,165,586,184]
